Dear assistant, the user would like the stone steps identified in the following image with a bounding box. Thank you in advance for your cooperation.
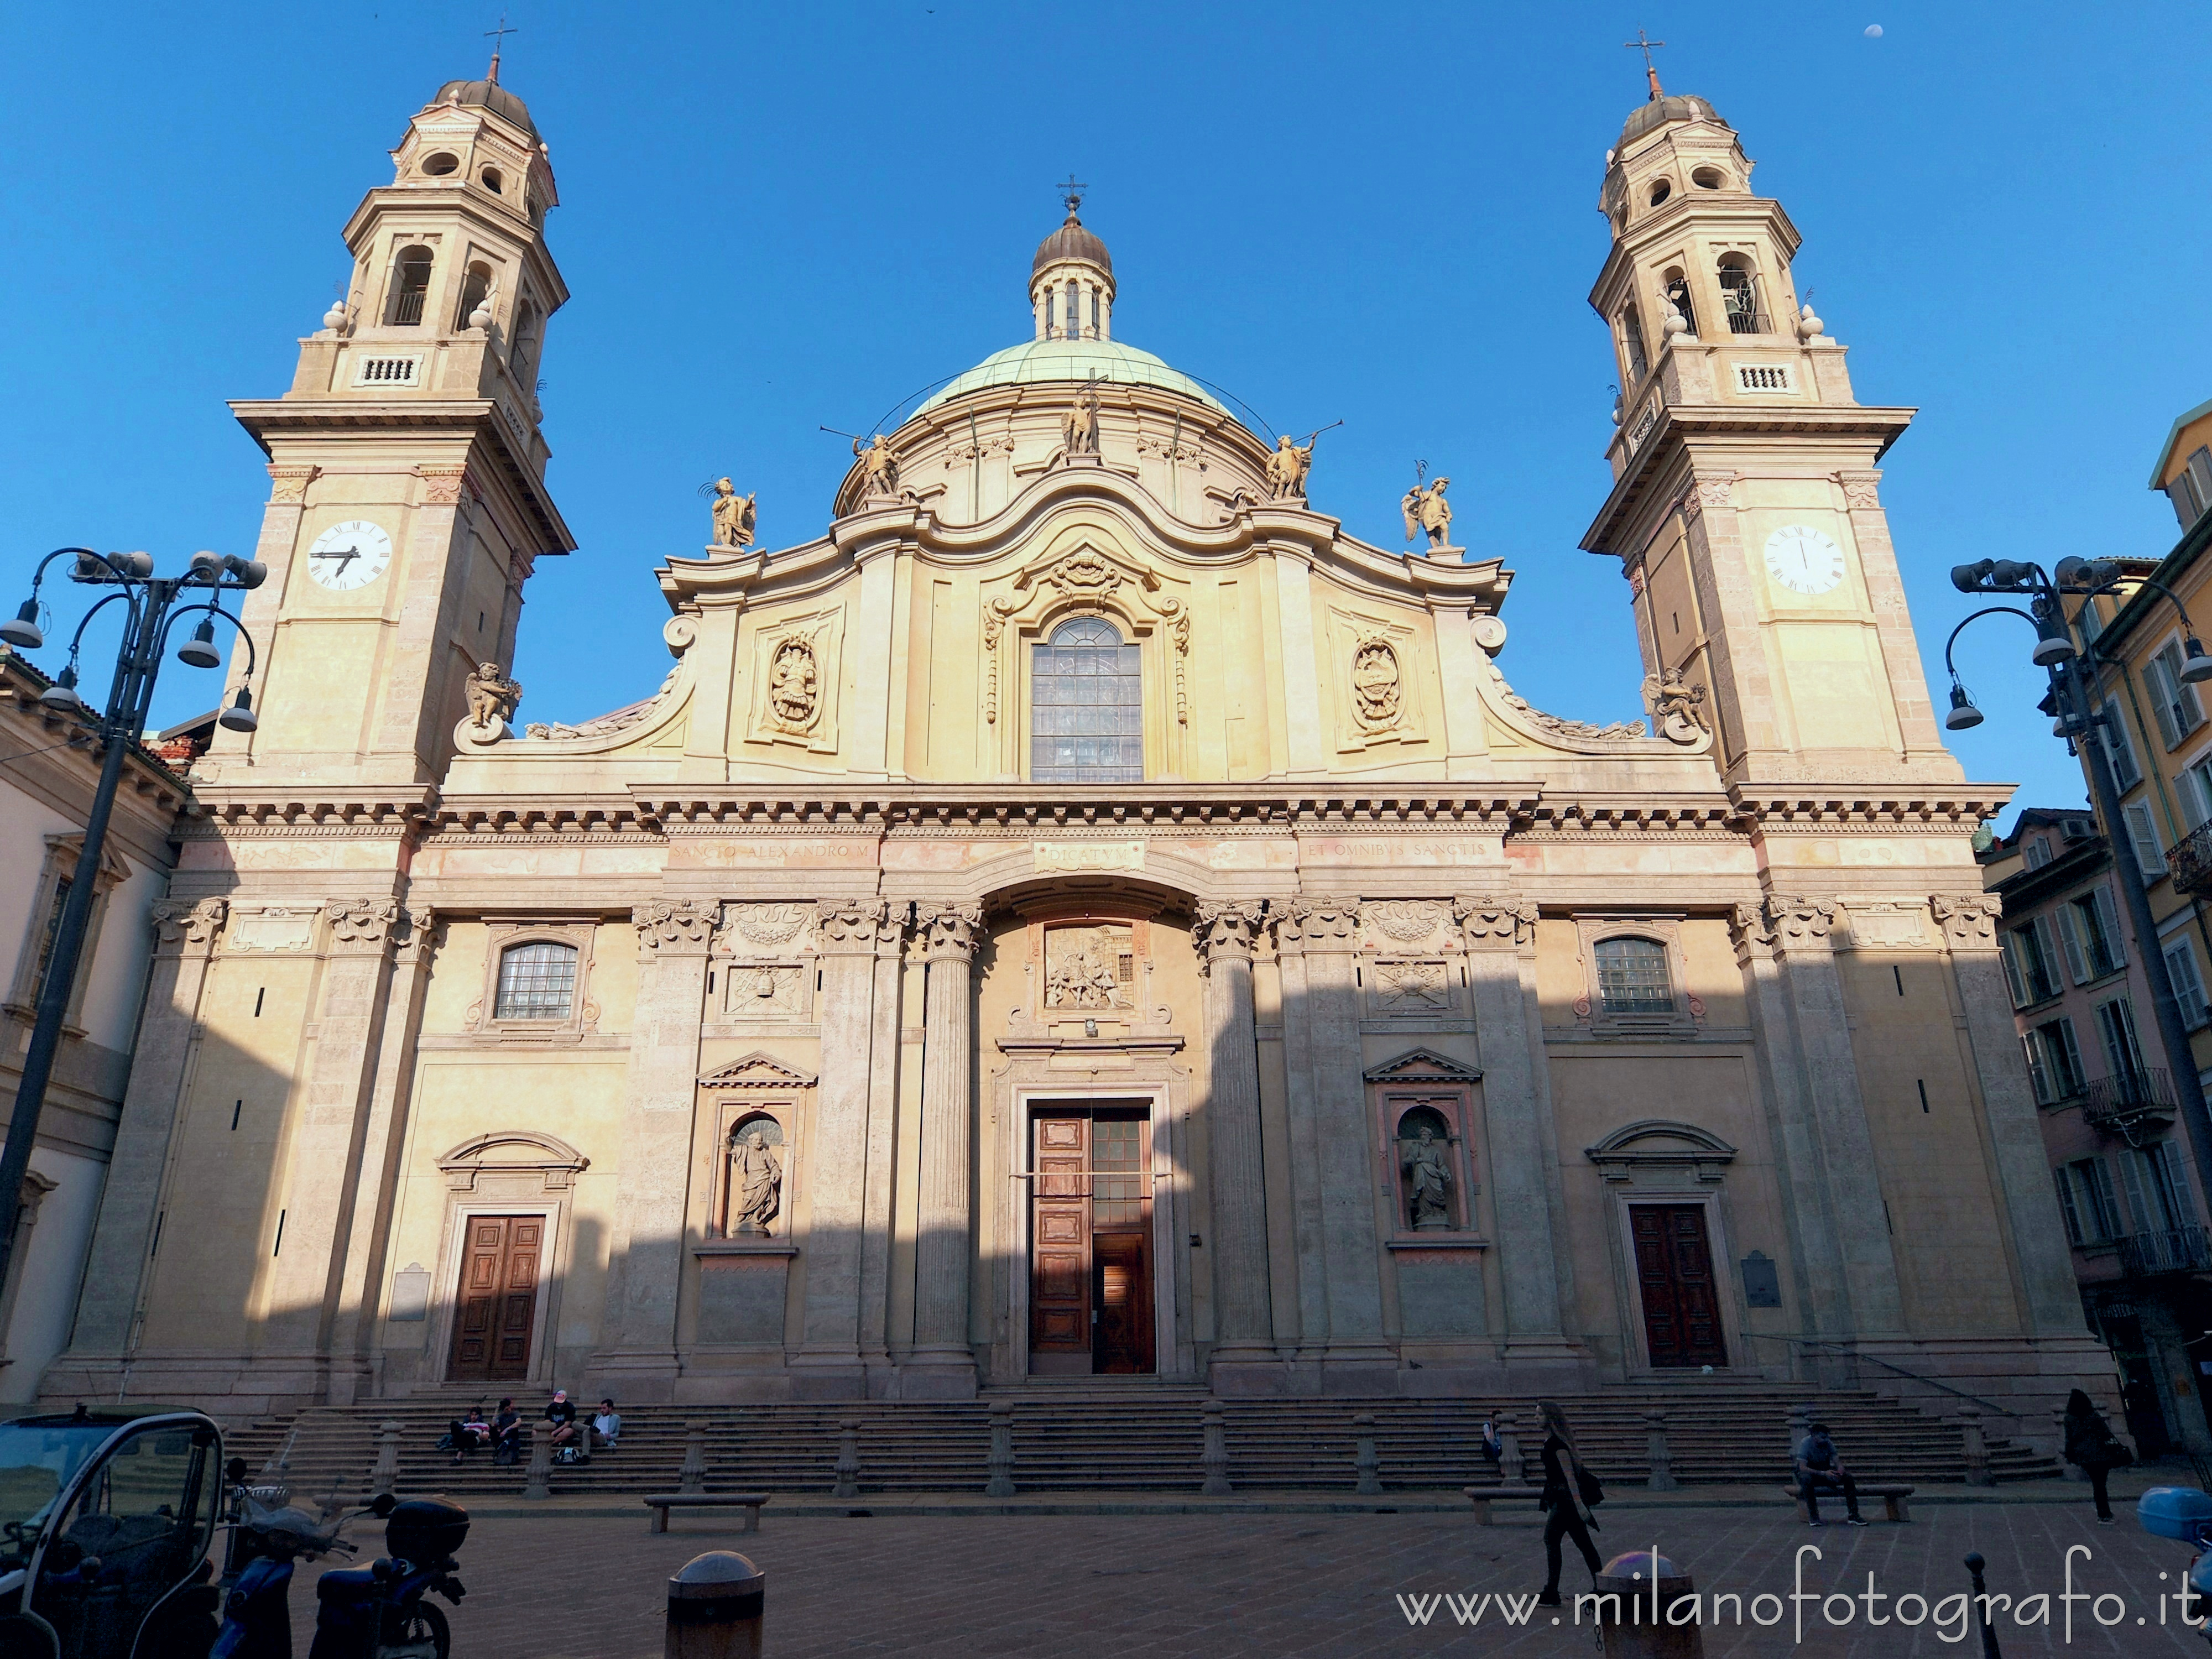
[222,1385,2057,1500]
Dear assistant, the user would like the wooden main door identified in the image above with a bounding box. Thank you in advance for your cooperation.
[447,1215,541,1382]
[1031,1107,1154,1374]
[1630,1204,1728,1369]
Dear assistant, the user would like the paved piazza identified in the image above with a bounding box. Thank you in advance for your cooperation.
[283,1501,2212,1656]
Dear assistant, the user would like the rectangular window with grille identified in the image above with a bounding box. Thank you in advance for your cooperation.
[1031,619,1142,782]
[1594,936,1674,1015]
[494,941,577,1020]
[2069,1156,2124,1240]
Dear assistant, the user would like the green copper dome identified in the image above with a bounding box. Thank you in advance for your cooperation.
[915,337,1224,417]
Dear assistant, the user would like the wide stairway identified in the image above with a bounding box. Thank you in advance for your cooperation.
[221,1382,2056,1502]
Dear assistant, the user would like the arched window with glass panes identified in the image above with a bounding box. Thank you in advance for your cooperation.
[1594,936,1674,1016]
[1031,617,1142,782]
[494,940,578,1020]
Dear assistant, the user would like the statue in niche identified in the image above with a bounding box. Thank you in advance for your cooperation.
[1044,925,1132,1010]
[1642,666,1710,744]
[1400,1123,1454,1230]
[1062,381,1102,457]
[1401,476,1453,553]
[766,638,820,732]
[728,1123,784,1234]
[463,660,523,732]
[1264,434,1314,499]
[709,477,757,549]
[853,434,899,498]
[1351,637,1402,732]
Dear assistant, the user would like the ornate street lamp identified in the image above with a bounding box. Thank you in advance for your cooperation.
[0,548,264,1295]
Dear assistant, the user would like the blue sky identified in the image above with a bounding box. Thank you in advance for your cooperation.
[2,1,2202,824]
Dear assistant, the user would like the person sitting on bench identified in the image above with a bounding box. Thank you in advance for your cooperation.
[1794,1421,1869,1527]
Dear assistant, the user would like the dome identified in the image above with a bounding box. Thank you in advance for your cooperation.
[434,77,538,140]
[1034,213,1112,279]
[914,337,1222,417]
[1618,93,1726,149]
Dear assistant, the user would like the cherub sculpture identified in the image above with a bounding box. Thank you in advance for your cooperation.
[463,661,523,732]
[1643,666,1710,744]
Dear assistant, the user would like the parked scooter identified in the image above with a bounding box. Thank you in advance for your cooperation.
[2138,1486,2212,1641]
[210,1462,467,1659]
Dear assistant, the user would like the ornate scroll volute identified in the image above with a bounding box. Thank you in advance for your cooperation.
[1273,898,1359,954]
[1727,901,1778,967]
[151,896,227,958]
[1192,901,1266,974]
[633,899,717,957]
[322,898,406,954]
[1452,894,1537,951]
[1929,894,2001,952]
[1762,895,1837,954]
[916,902,984,963]
[816,897,898,955]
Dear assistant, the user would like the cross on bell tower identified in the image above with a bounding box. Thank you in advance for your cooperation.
[1623,29,1666,100]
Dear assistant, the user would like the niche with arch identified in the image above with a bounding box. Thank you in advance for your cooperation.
[455,260,495,331]
[1717,253,1767,335]
[1364,1048,1484,1243]
[1691,165,1728,190]
[480,166,504,195]
[695,1052,816,1241]
[1647,176,1672,207]
[386,244,435,327]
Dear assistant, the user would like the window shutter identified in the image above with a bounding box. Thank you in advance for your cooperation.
[2032,915,2065,994]
[2126,802,2168,878]
[2092,886,2126,968]
[2120,1147,2153,1235]
[1999,934,2029,1007]
[2151,654,2186,748]
[2112,997,2145,1072]
[2054,1018,2086,1088]
[2080,1157,2122,1239]
[2167,940,2210,1030]
[2104,699,2141,789]
[2055,904,2091,984]
[2190,446,2212,513]
[2158,1139,2195,1225]
[2053,1166,2085,1246]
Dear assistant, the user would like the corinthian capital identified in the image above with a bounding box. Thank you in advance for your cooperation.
[322,898,405,951]
[916,902,984,962]
[1728,900,1777,964]
[1193,901,1266,971]
[634,899,717,954]
[151,896,227,953]
[1452,894,1538,949]
[1764,895,1837,949]
[1272,898,1359,951]
[817,896,900,950]
[1929,894,2002,950]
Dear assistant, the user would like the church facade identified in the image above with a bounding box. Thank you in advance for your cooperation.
[43,72,2110,1426]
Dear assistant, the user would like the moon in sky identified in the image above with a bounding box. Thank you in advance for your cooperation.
[1864,23,1884,36]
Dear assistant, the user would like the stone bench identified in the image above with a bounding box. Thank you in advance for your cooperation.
[1781,1483,1914,1523]
[1462,1485,1544,1525]
[644,1493,770,1535]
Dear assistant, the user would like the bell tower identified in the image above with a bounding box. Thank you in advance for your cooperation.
[1582,81,1957,786]
[202,61,575,789]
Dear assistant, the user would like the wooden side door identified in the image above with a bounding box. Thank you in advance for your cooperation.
[1630,1204,1728,1369]
[1092,1235,1152,1374]
[1031,1114,1090,1360]
[448,1215,541,1382]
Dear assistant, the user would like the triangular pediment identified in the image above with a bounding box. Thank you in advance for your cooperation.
[698,1050,818,1089]
[1363,1047,1482,1085]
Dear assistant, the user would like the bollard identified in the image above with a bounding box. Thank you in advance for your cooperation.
[984,1402,1016,1497]
[1353,1413,1383,1496]
[1964,1553,2005,1658]
[523,1432,551,1501]
[371,1420,403,1499]
[1645,1409,1678,1492]
[1201,1400,1231,1496]
[679,1423,708,1495]
[832,1419,861,1500]
[1495,1409,1526,1486]
[666,1550,765,1659]
[1590,1548,1704,1657]
[1959,1407,1992,1487]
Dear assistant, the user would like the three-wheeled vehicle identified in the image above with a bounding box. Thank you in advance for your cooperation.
[0,1404,224,1659]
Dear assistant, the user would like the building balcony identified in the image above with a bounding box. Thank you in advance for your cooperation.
[2169,821,2212,895]
[2117,1224,2212,1277]
[1724,307,1772,335]
[2082,1067,2179,1143]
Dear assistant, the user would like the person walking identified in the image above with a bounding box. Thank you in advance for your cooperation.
[1794,1421,1870,1527]
[2063,1389,2132,1524]
[1534,1399,1604,1609]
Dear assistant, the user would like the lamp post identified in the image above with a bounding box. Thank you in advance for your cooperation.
[1948,556,2212,1230]
[0,548,264,1300]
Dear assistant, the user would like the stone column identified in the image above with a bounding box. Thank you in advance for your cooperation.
[60,898,226,1368]
[1282,900,1389,1369]
[857,905,908,1387]
[1455,897,1572,1357]
[327,913,437,1405]
[1194,902,1275,1368]
[907,902,981,1395]
[261,899,410,1388]
[797,898,898,1395]
[592,899,713,1400]
[1764,895,1904,1337]
[1932,894,2086,1334]
[1269,914,1329,1354]
[1729,903,1854,1368]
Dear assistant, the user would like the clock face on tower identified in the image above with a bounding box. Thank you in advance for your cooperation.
[306,520,393,592]
[1762,524,1846,597]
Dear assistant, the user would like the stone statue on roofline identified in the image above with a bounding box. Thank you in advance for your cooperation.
[1401,475,1454,554]
[462,660,523,733]
[709,477,757,548]
[853,434,899,498]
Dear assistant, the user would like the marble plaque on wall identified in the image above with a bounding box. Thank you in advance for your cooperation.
[696,1256,790,1345]
[1395,1254,1486,1338]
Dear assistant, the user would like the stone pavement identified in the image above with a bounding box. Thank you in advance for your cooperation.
[280,1490,2212,1656]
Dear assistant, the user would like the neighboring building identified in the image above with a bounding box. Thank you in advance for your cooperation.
[38,69,2110,1436]
[0,650,188,1402]
[1981,807,2212,1456]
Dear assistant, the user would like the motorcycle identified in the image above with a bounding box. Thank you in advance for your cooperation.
[2138,1486,2212,1640]
[210,1467,467,1659]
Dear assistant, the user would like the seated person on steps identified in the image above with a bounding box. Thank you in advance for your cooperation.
[592,1397,621,1449]
[446,1402,491,1464]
